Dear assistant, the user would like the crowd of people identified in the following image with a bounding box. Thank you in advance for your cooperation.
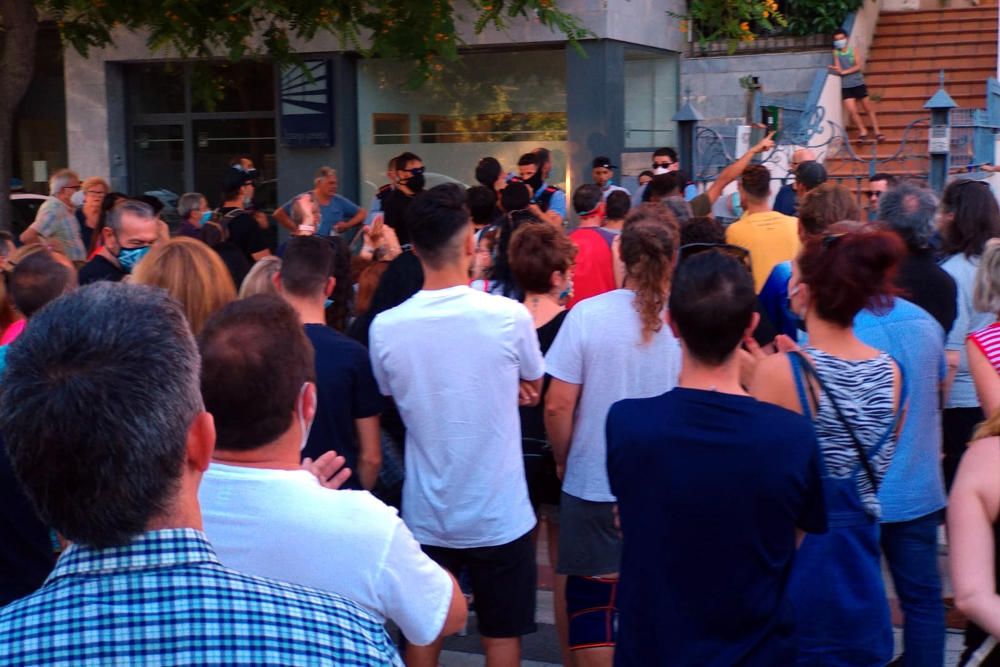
[1,140,1000,667]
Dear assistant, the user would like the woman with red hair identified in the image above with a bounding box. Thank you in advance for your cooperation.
[752,222,906,666]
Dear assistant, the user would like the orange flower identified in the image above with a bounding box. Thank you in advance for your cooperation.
[740,21,750,31]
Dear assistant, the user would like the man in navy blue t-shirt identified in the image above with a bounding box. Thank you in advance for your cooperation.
[278,236,383,491]
[606,251,827,666]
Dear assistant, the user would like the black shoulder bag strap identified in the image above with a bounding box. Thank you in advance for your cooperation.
[789,350,881,492]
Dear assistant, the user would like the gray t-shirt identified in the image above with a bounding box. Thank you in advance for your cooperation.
[545,289,682,502]
[942,253,992,408]
[836,48,865,89]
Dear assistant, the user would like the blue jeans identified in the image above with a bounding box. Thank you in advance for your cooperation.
[880,510,945,667]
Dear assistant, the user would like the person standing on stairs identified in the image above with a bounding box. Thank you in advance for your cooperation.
[830,28,885,143]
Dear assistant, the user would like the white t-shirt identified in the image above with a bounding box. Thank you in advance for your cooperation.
[545,289,682,502]
[369,285,544,549]
[199,463,453,646]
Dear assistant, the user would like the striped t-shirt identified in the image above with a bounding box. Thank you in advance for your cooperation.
[969,321,1000,373]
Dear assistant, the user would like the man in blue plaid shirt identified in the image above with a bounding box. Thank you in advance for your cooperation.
[0,282,402,666]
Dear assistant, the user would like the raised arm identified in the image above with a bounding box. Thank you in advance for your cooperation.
[704,132,775,205]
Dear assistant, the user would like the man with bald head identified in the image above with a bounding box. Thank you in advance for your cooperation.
[773,148,816,216]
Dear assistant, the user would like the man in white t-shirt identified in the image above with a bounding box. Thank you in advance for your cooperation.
[196,294,466,649]
[369,184,545,667]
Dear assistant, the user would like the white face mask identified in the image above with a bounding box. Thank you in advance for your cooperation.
[653,166,669,176]
[833,38,847,49]
[70,190,86,207]
[297,383,314,451]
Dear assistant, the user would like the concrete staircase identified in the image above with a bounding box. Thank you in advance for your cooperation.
[826,1,998,178]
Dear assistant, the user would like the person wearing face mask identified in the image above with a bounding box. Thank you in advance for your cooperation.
[631,147,689,208]
[274,235,384,492]
[752,223,906,667]
[508,221,577,667]
[382,152,426,246]
[518,151,566,227]
[196,293,466,652]
[20,169,88,264]
[830,28,884,143]
[175,192,210,240]
[217,166,272,265]
[78,199,159,286]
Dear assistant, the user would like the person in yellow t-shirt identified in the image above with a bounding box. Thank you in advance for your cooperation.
[725,164,800,292]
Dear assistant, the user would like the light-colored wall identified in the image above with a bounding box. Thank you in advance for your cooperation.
[681,51,830,127]
[849,0,883,63]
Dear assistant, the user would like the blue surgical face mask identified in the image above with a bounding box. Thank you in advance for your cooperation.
[324,298,334,309]
[833,38,847,49]
[199,210,213,227]
[558,277,573,303]
[117,245,152,273]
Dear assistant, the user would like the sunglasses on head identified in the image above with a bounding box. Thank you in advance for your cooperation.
[678,243,752,271]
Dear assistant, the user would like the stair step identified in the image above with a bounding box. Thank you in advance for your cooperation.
[880,7,999,23]
[867,63,998,76]
[865,81,992,97]
[876,16,998,32]
[871,27,997,44]
[869,46,997,61]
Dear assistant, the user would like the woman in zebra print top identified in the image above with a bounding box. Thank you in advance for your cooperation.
[752,223,906,667]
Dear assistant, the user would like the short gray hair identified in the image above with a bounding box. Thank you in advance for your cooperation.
[975,238,1000,313]
[177,192,206,221]
[314,166,336,184]
[877,182,938,250]
[48,169,79,196]
[0,282,203,548]
[107,199,155,235]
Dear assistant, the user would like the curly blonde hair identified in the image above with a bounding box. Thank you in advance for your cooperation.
[620,204,679,343]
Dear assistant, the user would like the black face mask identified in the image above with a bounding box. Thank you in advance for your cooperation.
[523,171,543,193]
[406,173,425,192]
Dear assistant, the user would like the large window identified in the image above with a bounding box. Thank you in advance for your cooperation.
[125,62,277,212]
[624,49,679,149]
[357,50,568,203]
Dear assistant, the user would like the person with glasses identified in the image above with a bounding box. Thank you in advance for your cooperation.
[752,223,906,666]
[75,177,108,254]
[382,152,425,246]
[939,178,1000,490]
[631,147,685,207]
[866,173,897,222]
[19,168,87,263]
[608,249,826,666]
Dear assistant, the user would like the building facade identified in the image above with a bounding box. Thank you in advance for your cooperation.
[35,0,684,210]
